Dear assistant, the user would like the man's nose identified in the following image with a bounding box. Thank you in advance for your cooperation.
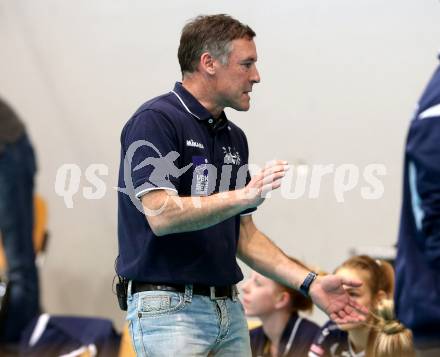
[251,66,260,84]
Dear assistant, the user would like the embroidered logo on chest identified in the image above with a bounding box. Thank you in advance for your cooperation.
[186,139,205,149]
[222,146,241,165]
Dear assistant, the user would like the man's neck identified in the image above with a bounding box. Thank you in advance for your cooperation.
[182,75,223,118]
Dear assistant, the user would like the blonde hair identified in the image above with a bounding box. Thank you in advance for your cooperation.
[336,255,394,298]
[367,300,415,357]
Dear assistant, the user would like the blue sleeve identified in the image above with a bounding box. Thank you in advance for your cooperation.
[121,109,181,198]
[407,114,440,269]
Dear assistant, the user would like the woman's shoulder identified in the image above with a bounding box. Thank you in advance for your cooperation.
[308,320,349,357]
[299,315,320,332]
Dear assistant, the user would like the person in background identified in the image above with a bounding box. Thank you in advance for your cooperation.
[308,255,414,357]
[0,97,39,346]
[395,54,440,357]
[242,257,320,357]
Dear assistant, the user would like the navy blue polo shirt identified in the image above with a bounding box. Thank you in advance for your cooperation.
[116,82,255,285]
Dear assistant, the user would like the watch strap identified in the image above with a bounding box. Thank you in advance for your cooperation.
[299,271,317,297]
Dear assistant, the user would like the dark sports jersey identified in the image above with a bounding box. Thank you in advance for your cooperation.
[308,321,364,357]
[250,313,319,357]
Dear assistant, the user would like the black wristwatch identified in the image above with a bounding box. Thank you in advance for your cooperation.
[299,272,317,297]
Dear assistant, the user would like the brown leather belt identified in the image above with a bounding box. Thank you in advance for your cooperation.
[131,282,236,300]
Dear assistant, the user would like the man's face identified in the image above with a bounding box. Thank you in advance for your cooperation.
[213,38,260,111]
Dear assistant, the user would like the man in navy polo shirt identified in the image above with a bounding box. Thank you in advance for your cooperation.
[395,55,440,357]
[117,14,365,356]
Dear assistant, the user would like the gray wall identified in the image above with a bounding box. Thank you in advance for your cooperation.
[0,0,439,328]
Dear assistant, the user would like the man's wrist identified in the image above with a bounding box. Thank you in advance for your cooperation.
[235,187,254,210]
[299,271,318,297]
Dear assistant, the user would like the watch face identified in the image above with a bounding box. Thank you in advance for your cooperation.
[300,272,317,296]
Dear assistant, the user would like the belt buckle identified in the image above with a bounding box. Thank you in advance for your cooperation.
[210,286,228,300]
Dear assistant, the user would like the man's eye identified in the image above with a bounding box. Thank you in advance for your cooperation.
[242,63,252,69]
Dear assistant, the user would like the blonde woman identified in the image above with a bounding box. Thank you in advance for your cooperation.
[308,255,414,357]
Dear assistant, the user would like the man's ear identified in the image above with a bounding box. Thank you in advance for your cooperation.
[199,52,217,75]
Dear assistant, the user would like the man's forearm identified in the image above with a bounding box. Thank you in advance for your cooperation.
[141,160,288,236]
[142,189,249,236]
[237,217,308,290]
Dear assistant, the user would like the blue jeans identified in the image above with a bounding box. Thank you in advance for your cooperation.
[0,134,39,343]
[126,283,251,356]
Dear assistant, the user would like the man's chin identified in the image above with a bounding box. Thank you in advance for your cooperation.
[233,103,250,112]
[228,98,251,112]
